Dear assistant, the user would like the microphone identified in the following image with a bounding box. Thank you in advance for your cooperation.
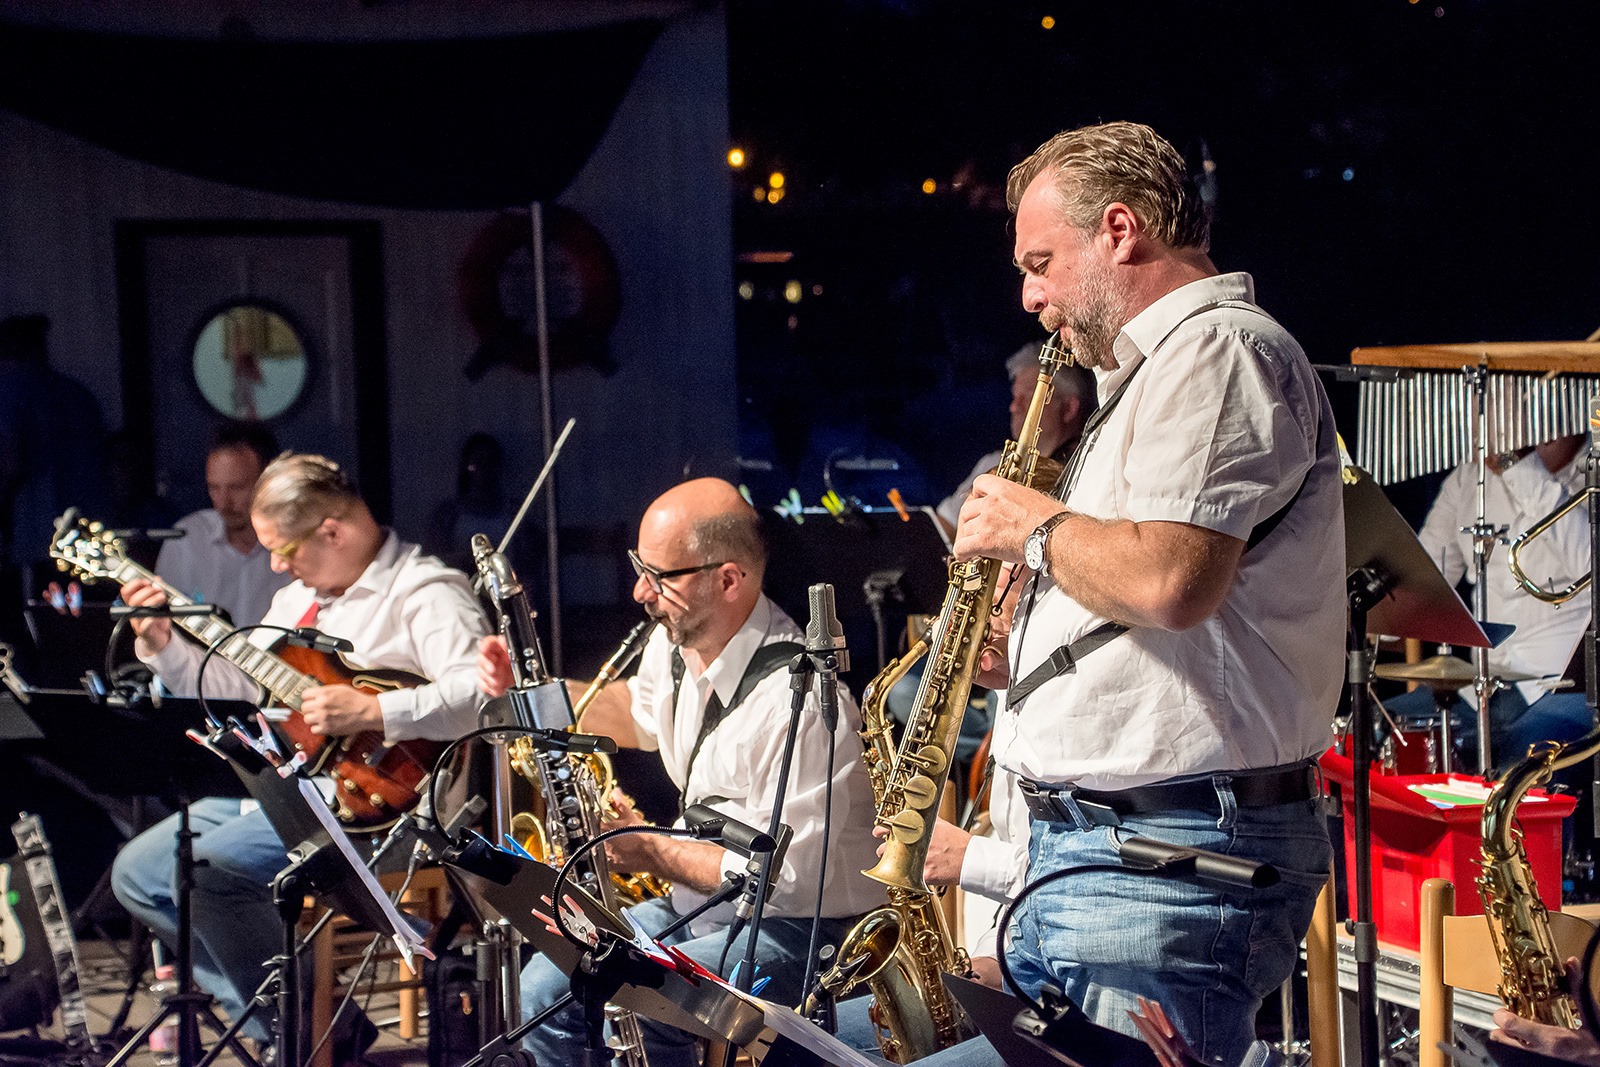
[285,627,355,654]
[1116,834,1280,890]
[109,527,187,541]
[110,604,220,619]
[682,803,778,857]
[805,583,850,731]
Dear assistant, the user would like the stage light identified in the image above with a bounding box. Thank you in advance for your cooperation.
[769,171,785,190]
[738,281,755,300]
[753,186,767,201]
[1041,15,1056,29]
[728,147,747,168]
[767,188,785,204]
[921,179,937,194]
[784,281,803,304]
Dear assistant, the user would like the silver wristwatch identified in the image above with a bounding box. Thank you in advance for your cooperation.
[1024,511,1069,572]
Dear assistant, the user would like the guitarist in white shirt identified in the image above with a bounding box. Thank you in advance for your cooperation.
[109,453,487,1057]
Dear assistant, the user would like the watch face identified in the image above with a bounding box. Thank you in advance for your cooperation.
[1025,533,1044,571]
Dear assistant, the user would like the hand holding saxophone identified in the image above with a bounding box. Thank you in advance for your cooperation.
[953,474,1068,565]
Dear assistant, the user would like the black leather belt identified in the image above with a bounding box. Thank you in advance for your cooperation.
[1020,763,1320,828]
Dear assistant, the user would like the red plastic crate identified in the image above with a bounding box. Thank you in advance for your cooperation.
[1320,749,1575,950]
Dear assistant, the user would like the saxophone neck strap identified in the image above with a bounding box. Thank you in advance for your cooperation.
[1005,621,1128,714]
[676,640,804,815]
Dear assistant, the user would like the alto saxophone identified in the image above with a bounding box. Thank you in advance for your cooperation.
[816,336,1071,1062]
[1477,726,1600,1027]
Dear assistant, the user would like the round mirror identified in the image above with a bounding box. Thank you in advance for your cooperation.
[191,303,309,420]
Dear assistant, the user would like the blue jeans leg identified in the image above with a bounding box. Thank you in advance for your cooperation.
[833,992,1004,1067]
[519,897,851,1067]
[1003,788,1332,1067]
[111,798,289,1042]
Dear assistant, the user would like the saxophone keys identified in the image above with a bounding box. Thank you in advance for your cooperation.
[884,808,925,843]
[913,745,949,775]
[901,774,939,809]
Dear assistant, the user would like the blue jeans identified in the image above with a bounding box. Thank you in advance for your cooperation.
[111,798,289,1042]
[1005,785,1332,1066]
[519,896,852,1067]
[833,993,1005,1067]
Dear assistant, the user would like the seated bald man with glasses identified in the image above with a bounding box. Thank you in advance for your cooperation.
[478,477,880,1067]
[112,452,488,1061]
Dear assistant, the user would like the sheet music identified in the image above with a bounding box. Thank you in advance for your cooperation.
[296,778,433,969]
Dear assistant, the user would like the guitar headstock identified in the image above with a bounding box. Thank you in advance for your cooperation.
[48,509,130,585]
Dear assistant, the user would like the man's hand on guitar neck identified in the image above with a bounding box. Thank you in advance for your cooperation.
[300,685,383,736]
[119,578,174,657]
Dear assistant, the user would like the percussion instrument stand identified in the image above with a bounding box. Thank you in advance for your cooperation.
[1464,363,1509,773]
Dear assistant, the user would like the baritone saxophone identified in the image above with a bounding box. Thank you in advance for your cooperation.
[815,335,1070,1062]
[1477,727,1600,1027]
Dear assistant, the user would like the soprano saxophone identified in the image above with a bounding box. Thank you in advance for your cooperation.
[1478,727,1600,1027]
[813,336,1070,1062]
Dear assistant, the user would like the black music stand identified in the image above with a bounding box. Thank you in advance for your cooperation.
[456,850,881,1066]
[1343,465,1492,1067]
[760,507,950,680]
[225,762,429,1067]
[10,692,256,1047]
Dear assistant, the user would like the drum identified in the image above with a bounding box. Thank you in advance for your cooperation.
[1377,716,1442,777]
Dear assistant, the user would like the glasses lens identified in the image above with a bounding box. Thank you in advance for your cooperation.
[628,550,664,593]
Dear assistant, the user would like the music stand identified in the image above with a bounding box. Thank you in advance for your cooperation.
[459,851,880,1066]
[224,764,428,1067]
[759,507,950,679]
[1343,464,1491,1067]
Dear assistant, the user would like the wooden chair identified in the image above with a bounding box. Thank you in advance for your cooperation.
[1303,874,1342,1066]
[1417,877,1596,1067]
[303,864,452,1067]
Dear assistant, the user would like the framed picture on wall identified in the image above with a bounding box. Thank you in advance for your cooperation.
[113,220,389,520]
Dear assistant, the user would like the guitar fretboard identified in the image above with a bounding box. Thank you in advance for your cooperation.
[106,558,315,709]
[13,816,91,1054]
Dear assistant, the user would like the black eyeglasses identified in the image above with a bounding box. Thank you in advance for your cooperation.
[627,549,725,594]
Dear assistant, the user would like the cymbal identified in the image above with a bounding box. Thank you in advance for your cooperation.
[1374,655,1538,687]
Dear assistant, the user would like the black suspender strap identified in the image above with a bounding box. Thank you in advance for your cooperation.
[674,640,804,814]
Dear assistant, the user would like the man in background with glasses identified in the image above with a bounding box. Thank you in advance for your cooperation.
[479,476,881,1067]
[112,451,488,1061]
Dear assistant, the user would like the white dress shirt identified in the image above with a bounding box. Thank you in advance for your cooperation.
[957,703,1030,961]
[143,532,489,741]
[630,594,881,927]
[155,508,290,626]
[1418,449,1589,704]
[997,273,1346,791]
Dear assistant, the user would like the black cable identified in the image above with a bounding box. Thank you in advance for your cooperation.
[195,623,294,729]
[424,723,582,844]
[549,825,697,949]
[993,862,1130,1014]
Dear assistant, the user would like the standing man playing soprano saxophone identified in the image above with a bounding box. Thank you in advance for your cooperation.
[952,121,1344,1063]
[478,477,880,1067]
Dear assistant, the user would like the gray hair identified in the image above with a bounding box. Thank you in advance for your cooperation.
[686,510,766,576]
[1005,341,1096,402]
[250,452,362,534]
[1006,121,1209,252]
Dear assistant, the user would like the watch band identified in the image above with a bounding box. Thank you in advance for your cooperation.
[1028,510,1070,570]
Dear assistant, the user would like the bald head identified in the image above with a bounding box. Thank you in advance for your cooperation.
[643,478,767,586]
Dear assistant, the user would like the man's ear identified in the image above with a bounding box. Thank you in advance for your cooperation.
[1101,202,1141,263]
